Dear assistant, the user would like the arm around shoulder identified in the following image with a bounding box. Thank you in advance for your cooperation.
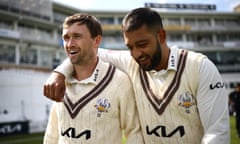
[54,58,73,78]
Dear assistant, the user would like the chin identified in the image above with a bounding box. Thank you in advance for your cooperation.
[70,59,77,64]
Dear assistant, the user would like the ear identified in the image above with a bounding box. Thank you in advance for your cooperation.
[94,35,102,48]
[158,29,166,44]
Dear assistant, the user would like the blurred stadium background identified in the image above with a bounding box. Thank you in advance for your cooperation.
[0,0,240,143]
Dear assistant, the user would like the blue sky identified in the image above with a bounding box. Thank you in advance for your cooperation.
[53,0,240,12]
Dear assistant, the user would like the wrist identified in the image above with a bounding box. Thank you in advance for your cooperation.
[53,71,66,80]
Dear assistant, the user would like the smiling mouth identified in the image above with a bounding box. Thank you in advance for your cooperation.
[69,50,78,56]
[137,56,148,64]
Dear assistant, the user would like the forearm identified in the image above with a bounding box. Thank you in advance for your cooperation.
[197,59,230,144]
[98,48,130,73]
[54,58,73,78]
[199,89,230,144]
[54,49,130,77]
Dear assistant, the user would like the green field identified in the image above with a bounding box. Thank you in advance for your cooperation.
[0,132,44,144]
[0,116,239,144]
[230,116,240,144]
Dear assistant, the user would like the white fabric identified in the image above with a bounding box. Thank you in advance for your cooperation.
[45,59,144,144]
[55,47,230,144]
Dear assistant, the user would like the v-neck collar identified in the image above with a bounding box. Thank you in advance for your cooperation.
[140,49,188,115]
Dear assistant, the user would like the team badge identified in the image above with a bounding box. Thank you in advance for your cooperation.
[94,98,110,117]
[178,92,195,113]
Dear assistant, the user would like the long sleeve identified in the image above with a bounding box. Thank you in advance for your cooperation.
[54,58,73,79]
[44,103,59,144]
[98,49,131,73]
[197,58,230,144]
[54,48,131,77]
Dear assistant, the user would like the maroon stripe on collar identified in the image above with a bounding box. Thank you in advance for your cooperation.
[64,64,116,119]
[140,50,188,115]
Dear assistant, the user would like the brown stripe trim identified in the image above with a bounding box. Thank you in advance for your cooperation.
[158,50,187,114]
[140,50,188,115]
[140,69,161,104]
[140,69,161,112]
[64,64,116,119]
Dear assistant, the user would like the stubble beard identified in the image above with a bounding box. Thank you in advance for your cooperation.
[70,54,84,65]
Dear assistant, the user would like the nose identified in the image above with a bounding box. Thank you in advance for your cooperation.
[131,47,142,59]
[66,37,75,48]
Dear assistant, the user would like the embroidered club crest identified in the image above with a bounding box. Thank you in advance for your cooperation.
[178,92,195,113]
[94,98,110,117]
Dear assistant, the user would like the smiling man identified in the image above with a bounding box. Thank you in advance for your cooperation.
[44,8,230,144]
[43,13,144,144]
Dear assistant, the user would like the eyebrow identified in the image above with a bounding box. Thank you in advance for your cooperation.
[62,32,83,38]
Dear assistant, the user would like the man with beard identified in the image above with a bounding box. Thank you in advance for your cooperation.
[44,8,230,143]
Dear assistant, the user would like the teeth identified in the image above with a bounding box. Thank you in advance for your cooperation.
[140,57,145,61]
[70,51,77,54]
[139,57,146,61]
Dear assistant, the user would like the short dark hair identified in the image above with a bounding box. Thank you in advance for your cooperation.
[63,13,102,38]
[122,8,163,33]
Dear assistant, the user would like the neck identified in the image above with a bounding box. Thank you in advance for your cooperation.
[73,57,98,81]
[155,46,170,71]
